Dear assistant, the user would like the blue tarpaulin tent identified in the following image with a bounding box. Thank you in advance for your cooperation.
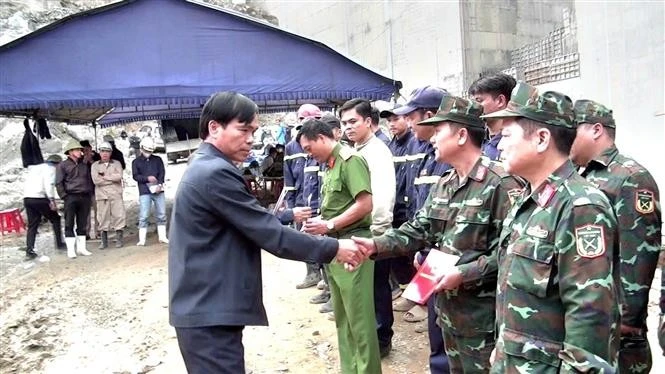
[0,0,401,126]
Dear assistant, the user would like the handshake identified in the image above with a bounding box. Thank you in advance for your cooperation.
[334,237,377,271]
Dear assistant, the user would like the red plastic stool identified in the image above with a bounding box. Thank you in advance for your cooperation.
[0,208,26,235]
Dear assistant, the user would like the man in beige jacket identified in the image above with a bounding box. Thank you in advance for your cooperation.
[91,142,126,248]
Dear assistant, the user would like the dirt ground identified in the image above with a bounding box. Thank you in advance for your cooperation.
[0,159,663,374]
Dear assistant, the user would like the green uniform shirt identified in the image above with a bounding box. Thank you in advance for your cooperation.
[580,145,662,328]
[373,156,524,335]
[494,160,621,373]
[320,143,372,236]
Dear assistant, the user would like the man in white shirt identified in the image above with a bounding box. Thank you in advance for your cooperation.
[23,154,66,259]
[340,98,397,358]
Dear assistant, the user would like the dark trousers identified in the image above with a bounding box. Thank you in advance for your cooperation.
[373,258,394,349]
[24,197,64,250]
[428,296,450,374]
[64,194,91,237]
[175,325,245,374]
[390,220,416,285]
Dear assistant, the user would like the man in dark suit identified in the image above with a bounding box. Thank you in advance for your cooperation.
[168,92,363,374]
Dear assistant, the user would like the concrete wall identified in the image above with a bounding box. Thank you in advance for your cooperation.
[575,0,665,193]
[460,0,573,90]
[264,1,572,96]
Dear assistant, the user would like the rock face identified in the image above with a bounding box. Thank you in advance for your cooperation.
[0,0,279,46]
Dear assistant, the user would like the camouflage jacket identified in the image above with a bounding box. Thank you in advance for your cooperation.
[580,145,662,329]
[494,160,621,373]
[373,156,523,336]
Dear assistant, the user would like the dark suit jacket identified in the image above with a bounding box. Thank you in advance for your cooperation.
[168,142,338,328]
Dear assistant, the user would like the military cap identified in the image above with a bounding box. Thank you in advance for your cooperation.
[573,99,616,128]
[393,86,448,116]
[63,139,84,155]
[417,95,485,128]
[481,81,575,128]
[45,154,62,164]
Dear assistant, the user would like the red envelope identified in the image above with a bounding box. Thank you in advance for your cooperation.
[402,250,460,304]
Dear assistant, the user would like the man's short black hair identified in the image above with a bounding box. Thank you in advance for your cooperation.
[320,114,341,129]
[370,106,380,126]
[297,118,335,143]
[518,118,577,156]
[199,92,258,140]
[338,98,372,119]
[468,73,517,101]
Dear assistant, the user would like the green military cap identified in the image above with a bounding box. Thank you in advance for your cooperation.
[63,139,84,155]
[573,99,616,128]
[45,154,62,163]
[417,95,485,128]
[481,81,575,128]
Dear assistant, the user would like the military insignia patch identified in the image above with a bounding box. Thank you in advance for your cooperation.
[575,225,606,259]
[507,188,522,205]
[537,183,556,207]
[635,189,655,214]
[474,166,487,181]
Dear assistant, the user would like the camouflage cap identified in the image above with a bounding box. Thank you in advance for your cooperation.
[417,95,485,128]
[573,99,616,128]
[481,81,575,128]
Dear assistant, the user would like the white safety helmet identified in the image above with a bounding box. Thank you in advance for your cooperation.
[98,142,113,152]
[140,137,155,152]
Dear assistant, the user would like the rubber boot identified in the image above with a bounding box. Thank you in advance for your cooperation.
[157,225,169,244]
[66,237,77,259]
[76,235,92,256]
[137,228,147,246]
[99,231,108,249]
[296,263,322,289]
[115,230,123,248]
[26,248,39,260]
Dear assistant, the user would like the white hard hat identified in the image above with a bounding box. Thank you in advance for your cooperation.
[98,142,113,151]
[140,137,155,152]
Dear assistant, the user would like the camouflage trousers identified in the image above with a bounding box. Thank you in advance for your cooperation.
[619,333,652,373]
[441,328,494,373]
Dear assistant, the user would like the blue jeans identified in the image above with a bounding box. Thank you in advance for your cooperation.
[138,193,166,228]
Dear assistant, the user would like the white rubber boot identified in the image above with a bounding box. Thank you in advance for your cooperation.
[137,228,147,246]
[65,237,77,259]
[76,235,92,256]
[157,225,169,244]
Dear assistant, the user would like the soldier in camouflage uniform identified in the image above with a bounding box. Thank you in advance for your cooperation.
[353,95,524,373]
[482,82,621,372]
[569,99,662,373]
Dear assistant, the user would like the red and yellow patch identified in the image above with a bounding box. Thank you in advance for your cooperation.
[635,189,655,214]
[575,224,606,259]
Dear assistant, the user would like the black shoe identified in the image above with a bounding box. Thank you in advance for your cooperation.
[296,273,322,289]
[25,249,38,260]
[379,342,392,359]
[99,231,108,249]
[309,291,330,305]
[115,230,123,248]
[319,299,333,313]
[56,242,66,251]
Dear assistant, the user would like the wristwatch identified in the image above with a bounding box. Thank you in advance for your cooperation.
[326,220,335,232]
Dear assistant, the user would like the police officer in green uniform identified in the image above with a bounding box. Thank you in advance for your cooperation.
[299,119,381,374]
[352,96,523,373]
[483,82,621,372]
[570,99,662,373]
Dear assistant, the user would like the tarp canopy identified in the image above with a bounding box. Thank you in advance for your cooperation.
[0,0,401,127]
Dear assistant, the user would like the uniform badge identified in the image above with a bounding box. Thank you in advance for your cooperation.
[574,225,606,259]
[465,198,483,207]
[635,189,655,214]
[526,225,548,239]
[537,183,555,207]
[507,188,522,205]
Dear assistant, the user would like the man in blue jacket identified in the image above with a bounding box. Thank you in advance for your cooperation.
[132,137,168,246]
[169,92,363,373]
[284,103,324,289]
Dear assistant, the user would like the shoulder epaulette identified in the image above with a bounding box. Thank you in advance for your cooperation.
[338,146,355,161]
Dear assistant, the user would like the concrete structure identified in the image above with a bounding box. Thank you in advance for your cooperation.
[262,0,572,96]
[575,0,664,193]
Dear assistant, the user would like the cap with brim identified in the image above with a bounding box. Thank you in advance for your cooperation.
[416,95,485,128]
[573,99,616,128]
[480,81,575,129]
[393,86,448,116]
[46,154,62,163]
[379,104,403,118]
[63,139,84,155]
